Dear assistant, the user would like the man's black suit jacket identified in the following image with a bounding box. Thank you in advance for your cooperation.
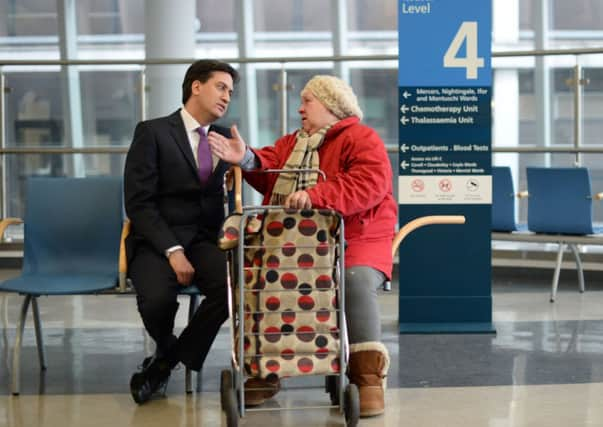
[124,109,232,262]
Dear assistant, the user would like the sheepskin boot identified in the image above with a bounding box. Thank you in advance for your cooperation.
[348,341,389,417]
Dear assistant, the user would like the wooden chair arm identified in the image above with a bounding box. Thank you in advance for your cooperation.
[224,166,243,214]
[118,219,131,292]
[232,166,242,214]
[392,215,466,257]
[0,217,24,241]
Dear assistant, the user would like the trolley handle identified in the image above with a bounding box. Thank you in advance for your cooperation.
[263,168,327,182]
[225,167,325,214]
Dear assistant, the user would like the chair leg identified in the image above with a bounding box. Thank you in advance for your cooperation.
[12,295,32,395]
[31,297,47,370]
[196,364,202,393]
[192,295,202,393]
[2,293,8,329]
[2,294,9,367]
[551,243,566,303]
[568,244,585,293]
[185,294,200,394]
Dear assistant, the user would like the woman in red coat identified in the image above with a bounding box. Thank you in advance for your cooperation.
[209,75,397,417]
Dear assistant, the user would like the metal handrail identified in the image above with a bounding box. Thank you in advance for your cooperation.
[490,146,603,153]
[1,45,603,67]
[492,47,603,57]
[384,145,603,154]
[0,54,397,67]
[0,147,127,154]
[2,145,603,156]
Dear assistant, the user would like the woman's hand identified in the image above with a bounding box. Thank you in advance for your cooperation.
[208,124,247,164]
[285,190,312,209]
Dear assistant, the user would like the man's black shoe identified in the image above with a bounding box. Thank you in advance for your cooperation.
[130,356,172,405]
[141,355,171,396]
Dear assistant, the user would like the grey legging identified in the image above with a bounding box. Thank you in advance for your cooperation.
[344,266,386,344]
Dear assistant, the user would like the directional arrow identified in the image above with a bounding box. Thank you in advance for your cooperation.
[400,116,409,125]
[400,143,409,153]
[402,91,411,99]
[400,104,409,114]
[400,160,409,170]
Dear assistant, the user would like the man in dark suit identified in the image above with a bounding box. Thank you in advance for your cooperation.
[124,59,239,404]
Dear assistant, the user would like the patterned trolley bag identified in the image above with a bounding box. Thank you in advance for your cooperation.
[234,208,342,380]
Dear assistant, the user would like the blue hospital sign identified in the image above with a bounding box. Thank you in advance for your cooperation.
[398,0,491,87]
[397,0,494,333]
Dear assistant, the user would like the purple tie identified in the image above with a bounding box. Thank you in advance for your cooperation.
[196,127,212,184]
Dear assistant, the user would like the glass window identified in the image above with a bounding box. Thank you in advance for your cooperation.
[255,68,324,141]
[350,68,398,146]
[348,0,396,31]
[0,0,58,37]
[583,67,603,148]
[76,0,144,35]
[254,0,331,32]
[553,0,603,31]
[197,0,235,32]
[518,70,537,148]
[255,69,284,145]
[519,0,535,31]
[4,70,63,149]
[79,69,142,146]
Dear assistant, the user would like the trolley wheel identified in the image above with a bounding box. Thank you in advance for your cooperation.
[224,386,239,427]
[325,375,341,405]
[344,384,360,427]
[220,369,233,409]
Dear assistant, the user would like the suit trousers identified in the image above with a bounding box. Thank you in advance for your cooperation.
[130,239,228,371]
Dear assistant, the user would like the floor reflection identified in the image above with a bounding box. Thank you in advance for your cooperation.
[1,269,603,426]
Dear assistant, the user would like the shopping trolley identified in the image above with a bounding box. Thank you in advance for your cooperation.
[218,167,359,426]
[218,167,466,427]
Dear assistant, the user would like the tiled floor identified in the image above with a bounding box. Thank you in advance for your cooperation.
[2,267,603,426]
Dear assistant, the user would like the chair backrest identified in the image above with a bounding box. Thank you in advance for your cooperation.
[22,177,123,275]
[492,166,517,231]
[527,167,594,235]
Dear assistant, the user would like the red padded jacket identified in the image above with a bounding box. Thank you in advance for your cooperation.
[245,116,398,278]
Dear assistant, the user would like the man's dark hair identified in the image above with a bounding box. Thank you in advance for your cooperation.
[181,59,239,104]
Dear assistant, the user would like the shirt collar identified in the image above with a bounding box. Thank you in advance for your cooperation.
[180,107,210,134]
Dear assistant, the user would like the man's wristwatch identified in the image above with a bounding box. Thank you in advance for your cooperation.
[164,245,183,258]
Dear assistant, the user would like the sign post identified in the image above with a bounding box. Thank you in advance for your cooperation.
[397,0,494,333]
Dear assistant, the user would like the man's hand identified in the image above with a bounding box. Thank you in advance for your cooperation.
[168,250,195,285]
[208,124,247,164]
[285,190,312,209]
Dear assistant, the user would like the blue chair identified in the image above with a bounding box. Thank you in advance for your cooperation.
[492,166,520,231]
[527,167,600,235]
[0,177,123,395]
[526,167,603,301]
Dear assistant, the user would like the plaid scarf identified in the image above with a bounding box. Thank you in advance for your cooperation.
[270,124,332,205]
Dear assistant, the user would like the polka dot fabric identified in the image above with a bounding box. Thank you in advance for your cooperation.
[232,208,341,379]
[218,213,263,250]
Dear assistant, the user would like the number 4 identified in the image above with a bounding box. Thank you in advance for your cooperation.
[443,21,484,80]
